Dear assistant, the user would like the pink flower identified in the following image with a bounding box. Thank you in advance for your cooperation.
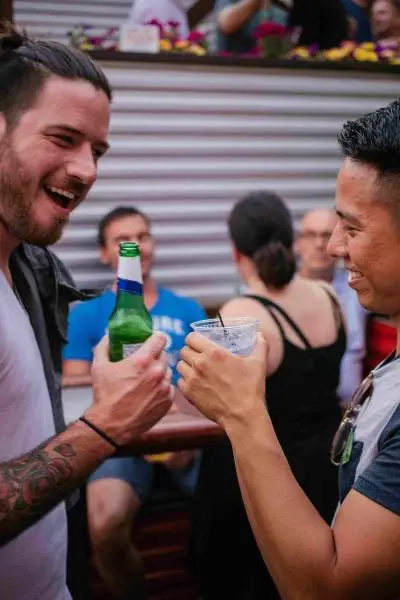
[253,22,288,39]
[187,30,205,44]
[168,20,180,29]
[145,19,164,37]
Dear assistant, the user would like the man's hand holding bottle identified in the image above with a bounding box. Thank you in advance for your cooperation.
[84,333,174,448]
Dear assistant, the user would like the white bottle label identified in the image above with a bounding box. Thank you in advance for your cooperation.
[123,343,143,358]
[118,256,142,283]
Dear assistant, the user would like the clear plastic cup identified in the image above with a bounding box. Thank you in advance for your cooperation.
[190,317,259,356]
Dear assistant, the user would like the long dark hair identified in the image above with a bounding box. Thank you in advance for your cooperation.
[228,191,296,289]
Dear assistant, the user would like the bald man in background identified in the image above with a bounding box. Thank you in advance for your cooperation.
[296,208,366,405]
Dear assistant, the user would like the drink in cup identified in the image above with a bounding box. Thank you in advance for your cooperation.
[190,317,259,356]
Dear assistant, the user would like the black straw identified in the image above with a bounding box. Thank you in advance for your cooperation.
[217,311,238,353]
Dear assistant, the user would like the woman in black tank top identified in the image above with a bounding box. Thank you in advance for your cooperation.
[190,192,345,600]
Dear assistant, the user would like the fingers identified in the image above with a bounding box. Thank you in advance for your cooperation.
[168,385,175,402]
[252,333,269,367]
[177,359,191,379]
[179,346,199,368]
[185,332,216,353]
[93,334,109,364]
[128,332,167,367]
[177,373,189,399]
[153,367,173,396]
[92,332,167,370]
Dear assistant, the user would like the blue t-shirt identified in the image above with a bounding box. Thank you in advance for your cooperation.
[338,355,400,517]
[63,287,206,384]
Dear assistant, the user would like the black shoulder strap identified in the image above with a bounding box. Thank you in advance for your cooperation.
[244,294,312,349]
[245,295,286,342]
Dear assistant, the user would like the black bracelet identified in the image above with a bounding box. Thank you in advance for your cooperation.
[79,416,119,450]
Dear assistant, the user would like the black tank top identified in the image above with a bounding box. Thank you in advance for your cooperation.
[245,291,346,454]
[191,289,346,599]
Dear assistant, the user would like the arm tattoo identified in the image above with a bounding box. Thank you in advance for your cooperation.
[0,440,77,546]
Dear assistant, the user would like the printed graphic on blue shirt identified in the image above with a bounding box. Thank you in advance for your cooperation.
[64,287,206,384]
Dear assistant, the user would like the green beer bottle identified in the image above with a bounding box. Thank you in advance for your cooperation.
[108,242,153,362]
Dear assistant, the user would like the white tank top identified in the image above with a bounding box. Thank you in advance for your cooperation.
[0,270,70,600]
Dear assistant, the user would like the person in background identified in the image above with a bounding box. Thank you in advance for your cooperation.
[63,205,206,600]
[215,0,288,54]
[190,191,344,599]
[178,98,400,600]
[288,0,349,49]
[370,0,400,43]
[216,0,348,53]
[341,0,372,42]
[0,24,173,600]
[296,208,367,406]
[127,0,190,39]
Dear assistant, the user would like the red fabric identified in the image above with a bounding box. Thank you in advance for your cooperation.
[365,316,396,373]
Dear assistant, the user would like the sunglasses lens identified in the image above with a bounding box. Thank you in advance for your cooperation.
[330,375,373,466]
[331,420,352,465]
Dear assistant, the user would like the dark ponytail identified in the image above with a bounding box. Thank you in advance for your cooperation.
[228,190,295,290]
[253,240,296,288]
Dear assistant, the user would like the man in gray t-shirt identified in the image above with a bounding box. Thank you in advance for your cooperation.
[176,100,400,599]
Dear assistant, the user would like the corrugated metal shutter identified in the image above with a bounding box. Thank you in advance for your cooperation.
[39,60,397,304]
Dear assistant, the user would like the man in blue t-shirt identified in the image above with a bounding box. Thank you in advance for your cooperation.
[63,206,206,599]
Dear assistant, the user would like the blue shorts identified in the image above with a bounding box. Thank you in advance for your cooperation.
[89,453,201,502]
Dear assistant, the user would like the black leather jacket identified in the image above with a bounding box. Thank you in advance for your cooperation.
[9,243,89,434]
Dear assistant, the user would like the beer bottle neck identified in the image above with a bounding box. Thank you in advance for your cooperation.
[116,255,145,307]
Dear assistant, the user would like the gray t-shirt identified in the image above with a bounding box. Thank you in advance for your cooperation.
[339,354,400,515]
[0,271,70,599]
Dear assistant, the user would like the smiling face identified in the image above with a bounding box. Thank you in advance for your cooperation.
[0,75,110,247]
[328,158,400,319]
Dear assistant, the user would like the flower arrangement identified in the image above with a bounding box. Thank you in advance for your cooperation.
[252,22,290,59]
[145,19,207,56]
[288,40,400,65]
[217,21,293,59]
[68,25,119,51]
[68,21,207,56]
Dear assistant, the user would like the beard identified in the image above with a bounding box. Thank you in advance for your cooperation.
[0,141,68,247]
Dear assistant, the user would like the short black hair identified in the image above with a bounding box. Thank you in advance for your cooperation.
[0,22,111,128]
[97,206,150,247]
[338,99,400,177]
[228,191,296,289]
